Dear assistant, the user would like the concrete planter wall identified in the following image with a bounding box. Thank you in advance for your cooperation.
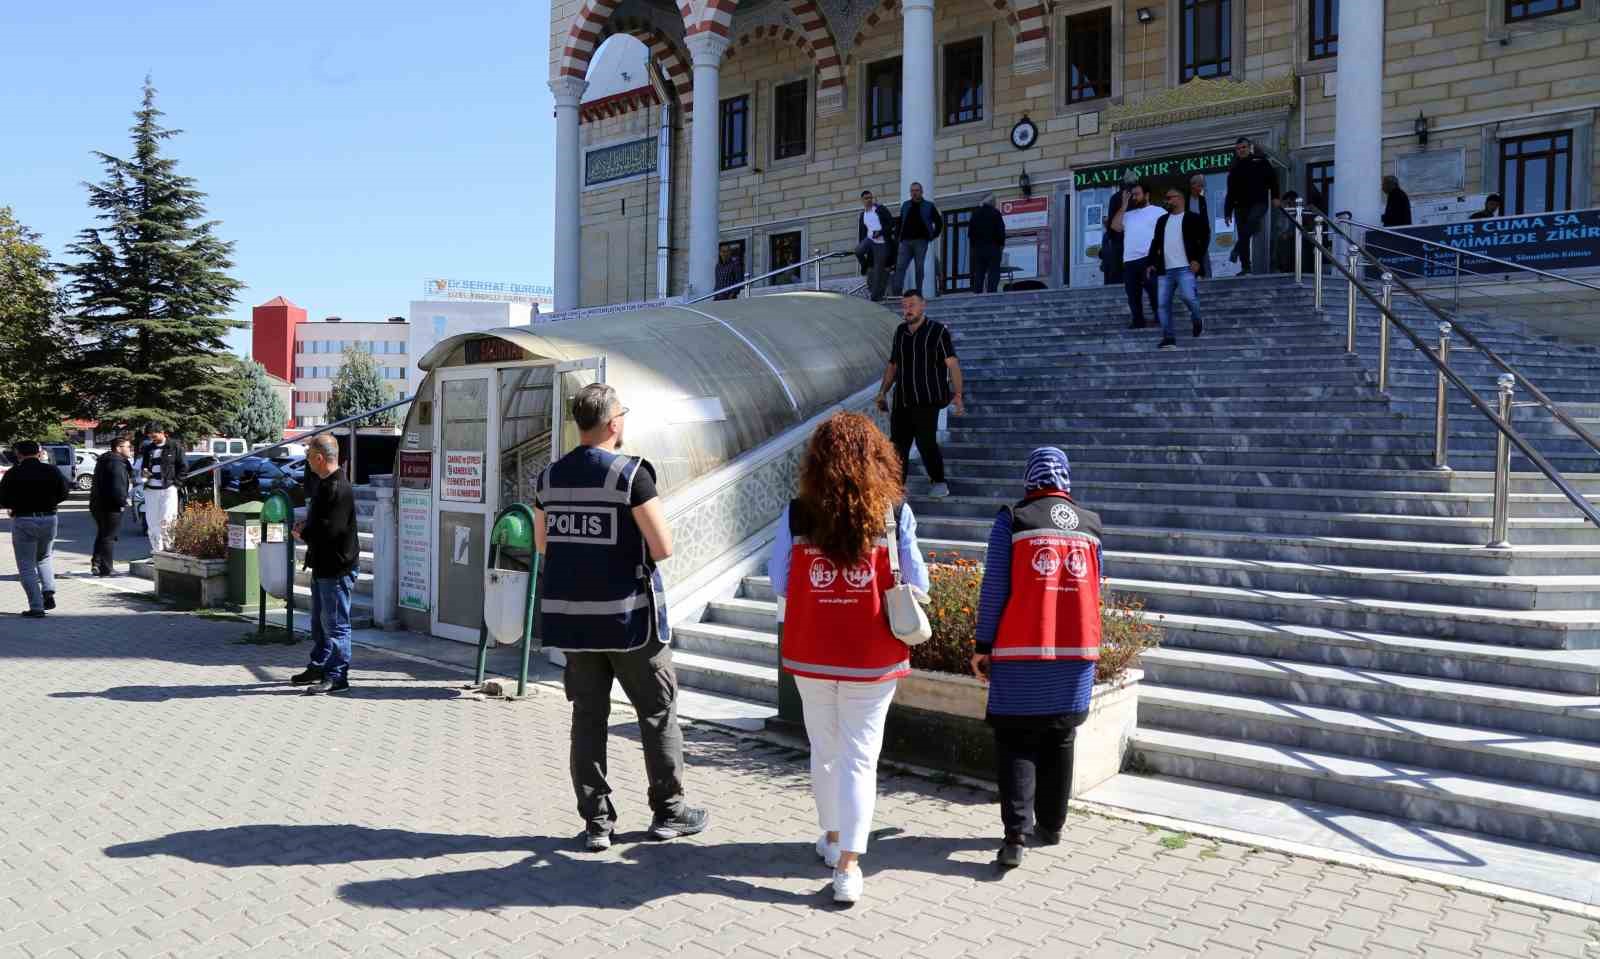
[152,551,229,609]
[887,668,1143,796]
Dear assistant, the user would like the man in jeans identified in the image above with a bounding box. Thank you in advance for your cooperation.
[892,182,944,296]
[292,434,358,695]
[1,441,70,617]
[1146,187,1208,350]
[1110,182,1163,329]
[877,289,964,498]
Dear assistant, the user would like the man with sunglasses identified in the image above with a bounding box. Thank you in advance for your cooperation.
[534,384,709,853]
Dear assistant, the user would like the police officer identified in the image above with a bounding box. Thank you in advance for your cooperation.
[533,383,709,852]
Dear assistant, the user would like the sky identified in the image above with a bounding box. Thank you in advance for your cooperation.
[2,0,559,359]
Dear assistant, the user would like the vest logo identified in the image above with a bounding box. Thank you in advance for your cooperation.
[1051,503,1080,531]
[1066,549,1090,579]
[546,505,618,545]
[1031,547,1062,576]
[809,557,838,590]
[549,512,603,536]
[842,563,874,590]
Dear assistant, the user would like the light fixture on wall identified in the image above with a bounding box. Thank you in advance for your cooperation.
[1415,111,1429,148]
[1019,166,1032,198]
[1136,7,1155,23]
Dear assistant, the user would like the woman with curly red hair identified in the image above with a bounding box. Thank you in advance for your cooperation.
[768,411,930,905]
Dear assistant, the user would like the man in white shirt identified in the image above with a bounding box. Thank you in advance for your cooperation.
[855,190,896,302]
[1111,182,1163,329]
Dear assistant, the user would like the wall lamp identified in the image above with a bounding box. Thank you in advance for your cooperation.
[1136,7,1155,23]
[1415,111,1429,147]
[1019,167,1032,197]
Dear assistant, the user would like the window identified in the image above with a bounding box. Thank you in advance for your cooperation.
[774,79,808,160]
[1306,160,1334,209]
[1500,131,1573,215]
[769,231,803,285]
[1506,0,1580,22]
[943,38,984,126]
[719,95,749,171]
[1180,0,1232,82]
[866,58,903,141]
[1308,0,1338,59]
[1064,8,1113,104]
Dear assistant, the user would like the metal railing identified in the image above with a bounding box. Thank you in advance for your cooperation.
[687,250,856,304]
[1279,205,1600,544]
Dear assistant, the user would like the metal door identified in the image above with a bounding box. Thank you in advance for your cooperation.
[432,369,498,642]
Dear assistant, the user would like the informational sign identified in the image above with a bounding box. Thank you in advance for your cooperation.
[1414,194,1490,226]
[265,524,286,544]
[464,338,530,365]
[424,278,553,309]
[585,136,657,186]
[398,450,432,490]
[398,489,431,611]
[1001,197,1049,231]
[1397,149,1466,196]
[226,524,261,551]
[1073,148,1236,191]
[1368,209,1600,278]
[442,450,485,502]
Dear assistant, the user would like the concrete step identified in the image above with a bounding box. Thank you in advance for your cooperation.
[292,543,377,574]
[1131,726,1600,856]
[293,566,377,597]
[702,596,780,632]
[673,621,778,665]
[268,589,376,630]
[670,650,778,705]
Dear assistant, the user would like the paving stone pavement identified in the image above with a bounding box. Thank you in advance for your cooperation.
[4,510,1600,958]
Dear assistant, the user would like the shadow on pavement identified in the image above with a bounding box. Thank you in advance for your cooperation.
[50,682,464,702]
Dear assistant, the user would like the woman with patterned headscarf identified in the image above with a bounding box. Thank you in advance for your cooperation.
[970,447,1103,869]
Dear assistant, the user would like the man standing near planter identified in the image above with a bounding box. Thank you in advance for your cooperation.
[89,435,134,576]
[0,440,70,617]
[293,434,358,695]
[140,425,185,554]
[969,447,1102,870]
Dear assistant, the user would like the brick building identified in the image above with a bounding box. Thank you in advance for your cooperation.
[547,0,1600,308]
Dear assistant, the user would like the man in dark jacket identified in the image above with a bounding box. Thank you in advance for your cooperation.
[1382,176,1413,227]
[855,189,898,301]
[1,440,71,617]
[293,434,358,694]
[712,244,743,300]
[1146,187,1208,350]
[968,194,1008,294]
[1224,137,1279,274]
[893,181,944,296]
[89,436,134,576]
[1188,174,1213,277]
[139,425,186,553]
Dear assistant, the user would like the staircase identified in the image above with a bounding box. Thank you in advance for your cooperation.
[279,480,382,629]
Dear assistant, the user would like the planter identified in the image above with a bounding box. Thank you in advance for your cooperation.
[152,551,230,609]
[886,667,1144,797]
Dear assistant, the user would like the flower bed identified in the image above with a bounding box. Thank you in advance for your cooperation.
[153,503,231,608]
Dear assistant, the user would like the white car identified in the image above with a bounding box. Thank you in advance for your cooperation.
[73,449,100,491]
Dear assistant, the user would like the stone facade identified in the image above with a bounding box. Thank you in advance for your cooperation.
[553,0,1600,306]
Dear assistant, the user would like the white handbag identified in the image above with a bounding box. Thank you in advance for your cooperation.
[883,506,932,646]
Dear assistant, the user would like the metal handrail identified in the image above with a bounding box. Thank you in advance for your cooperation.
[1345,217,1600,293]
[687,250,855,304]
[1283,208,1600,535]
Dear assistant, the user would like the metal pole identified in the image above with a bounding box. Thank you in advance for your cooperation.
[348,424,359,486]
[518,552,540,698]
[1488,373,1516,548]
[1453,250,1462,314]
[1313,217,1325,311]
[1293,202,1305,286]
[1346,251,1361,353]
[258,511,268,638]
[813,249,823,290]
[1433,322,1452,471]
[213,467,222,508]
[1378,272,1394,393]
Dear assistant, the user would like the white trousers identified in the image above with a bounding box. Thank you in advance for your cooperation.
[144,486,180,553]
[795,675,898,855]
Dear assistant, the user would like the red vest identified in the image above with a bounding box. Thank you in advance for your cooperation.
[993,492,1103,662]
[780,500,909,683]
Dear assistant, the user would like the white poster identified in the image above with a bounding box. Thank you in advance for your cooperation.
[1004,241,1040,278]
[226,524,261,551]
[452,525,472,566]
[398,489,431,612]
[442,449,485,503]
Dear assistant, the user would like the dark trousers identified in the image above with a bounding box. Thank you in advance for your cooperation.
[971,245,1003,293]
[994,717,1084,839]
[1233,202,1269,274]
[856,238,892,301]
[891,404,946,484]
[563,640,687,833]
[91,508,121,574]
[1123,256,1158,326]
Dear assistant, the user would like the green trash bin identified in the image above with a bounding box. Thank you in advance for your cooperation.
[224,501,264,610]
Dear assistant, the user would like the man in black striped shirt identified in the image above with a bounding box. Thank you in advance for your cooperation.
[875,289,964,498]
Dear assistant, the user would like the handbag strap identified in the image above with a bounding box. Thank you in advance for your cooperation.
[884,504,903,586]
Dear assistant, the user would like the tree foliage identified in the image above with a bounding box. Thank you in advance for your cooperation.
[222,361,289,444]
[60,78,246,438]
[326,347,400,427]
[0,207,72,444]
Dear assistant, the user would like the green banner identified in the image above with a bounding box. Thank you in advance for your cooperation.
[1073,148,1236,190]
[585,137,657,185]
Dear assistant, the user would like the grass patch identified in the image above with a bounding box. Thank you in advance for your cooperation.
[1158,832,1190,851]
[1198,845,1221,860]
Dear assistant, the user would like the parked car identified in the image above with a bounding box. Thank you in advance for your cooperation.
[72,449,99,492]
[219,455,309,508]
[190,437,249,458]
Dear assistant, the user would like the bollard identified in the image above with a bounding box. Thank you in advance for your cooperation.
[1378,273,1394,393]
[1313,218,1325,310]
[1293,201,1305,286]
[1488,373,1515,548]
[1345,251,1361,353]
[813,248,823,290]
[1433,323,1452,471]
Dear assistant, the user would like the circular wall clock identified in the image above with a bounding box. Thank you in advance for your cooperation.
[1010,115,1038,150]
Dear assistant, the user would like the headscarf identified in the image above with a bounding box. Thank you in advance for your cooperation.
[1024,446,1071,494]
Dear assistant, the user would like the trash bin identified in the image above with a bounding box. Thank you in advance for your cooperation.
[224,501,264,610]
[473,503,542,697]
[259,492,294,601]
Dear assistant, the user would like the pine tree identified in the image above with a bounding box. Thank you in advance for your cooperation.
[326,347,400,428]
[0,207,73,443]
[222,361,289,444]
[61,78,246,440]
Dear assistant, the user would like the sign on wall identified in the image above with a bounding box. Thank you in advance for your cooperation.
[424,278,553,309]
[399,450,432,490]
[398,489,431,612]
[1001,197,1049,231]
[1072,148,1236,190]
[1369,209,1600,278]
[442,450,485,502]
[586,137,658,185]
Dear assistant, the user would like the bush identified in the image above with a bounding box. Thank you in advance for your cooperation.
[911,554,1162,685]
[169,502,228,559]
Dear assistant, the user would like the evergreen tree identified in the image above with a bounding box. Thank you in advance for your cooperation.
[222,361,289,444]
[61,78,246,439]
[326,347,400,427]
[0,207,72,443]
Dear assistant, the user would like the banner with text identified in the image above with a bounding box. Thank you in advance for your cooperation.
[398,489,431,612]
[1367,209,1600,279]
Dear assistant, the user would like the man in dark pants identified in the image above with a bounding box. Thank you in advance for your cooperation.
[1224,137,1279,274]
[534,384,708,852]
[877,289,964,498]
[293,434,359,695]
[89,436,134,576]
[969,194,1007,294]
[855,189,898,301]
[893,182,944,296]
[1111,182,1162,329]
[0,440,70,617]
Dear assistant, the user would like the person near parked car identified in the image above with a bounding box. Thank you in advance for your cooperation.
[1224,137,1279,275]
[876,289,964,499]
[0,440,70,617]
[969,194,1008,294]
[292,434,359,695]
[769,411,930,904]
[1146,187,1208,350]
[970,447,1102,870]
[89,435,134,577]
[1111,182,1163,329]
[1382,176,1413,228]
[856,189,898,302]
[140,425,185,553]
[892,182,944,296]
[532,383,709,852]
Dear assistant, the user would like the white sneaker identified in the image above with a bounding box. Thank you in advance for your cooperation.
[929,482,951,499]
[832,865,863,904]
[815,834,840,868]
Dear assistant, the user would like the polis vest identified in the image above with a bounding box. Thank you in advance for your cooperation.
[535,446,668,653]
[780,500,909,682]
[993,492,1103,662]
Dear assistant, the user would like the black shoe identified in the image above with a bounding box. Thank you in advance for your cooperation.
[304,677,350,696]
[997,842,1026,869]
[290,666,325,686]
[42,591,55,610]
[21,610,46,619]
[1035,829,1062,846]
[1158,337,1178,350]
[585,829,615,852]
[649,807,709,840]
[1193,319,1204,338]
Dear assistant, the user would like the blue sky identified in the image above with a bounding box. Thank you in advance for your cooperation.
[2,0,556,357]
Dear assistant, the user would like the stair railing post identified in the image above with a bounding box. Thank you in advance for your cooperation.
[1313,217,1325,311]
[1378,272,1394,394]
[813,249,823,291]
[1433,322,1452,471]
[1293,201,1305,286]
[1453,250,1463,314]
[1488,373,1516,548]
[1345,251,1361,353]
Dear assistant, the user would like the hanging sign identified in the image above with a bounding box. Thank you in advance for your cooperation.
[1369,209,1600,278]
[399,451,432,490]
[1072,148,1236,190]
[398,489,431,611]
[442,450,485,502]
[1001,197,1049,231]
